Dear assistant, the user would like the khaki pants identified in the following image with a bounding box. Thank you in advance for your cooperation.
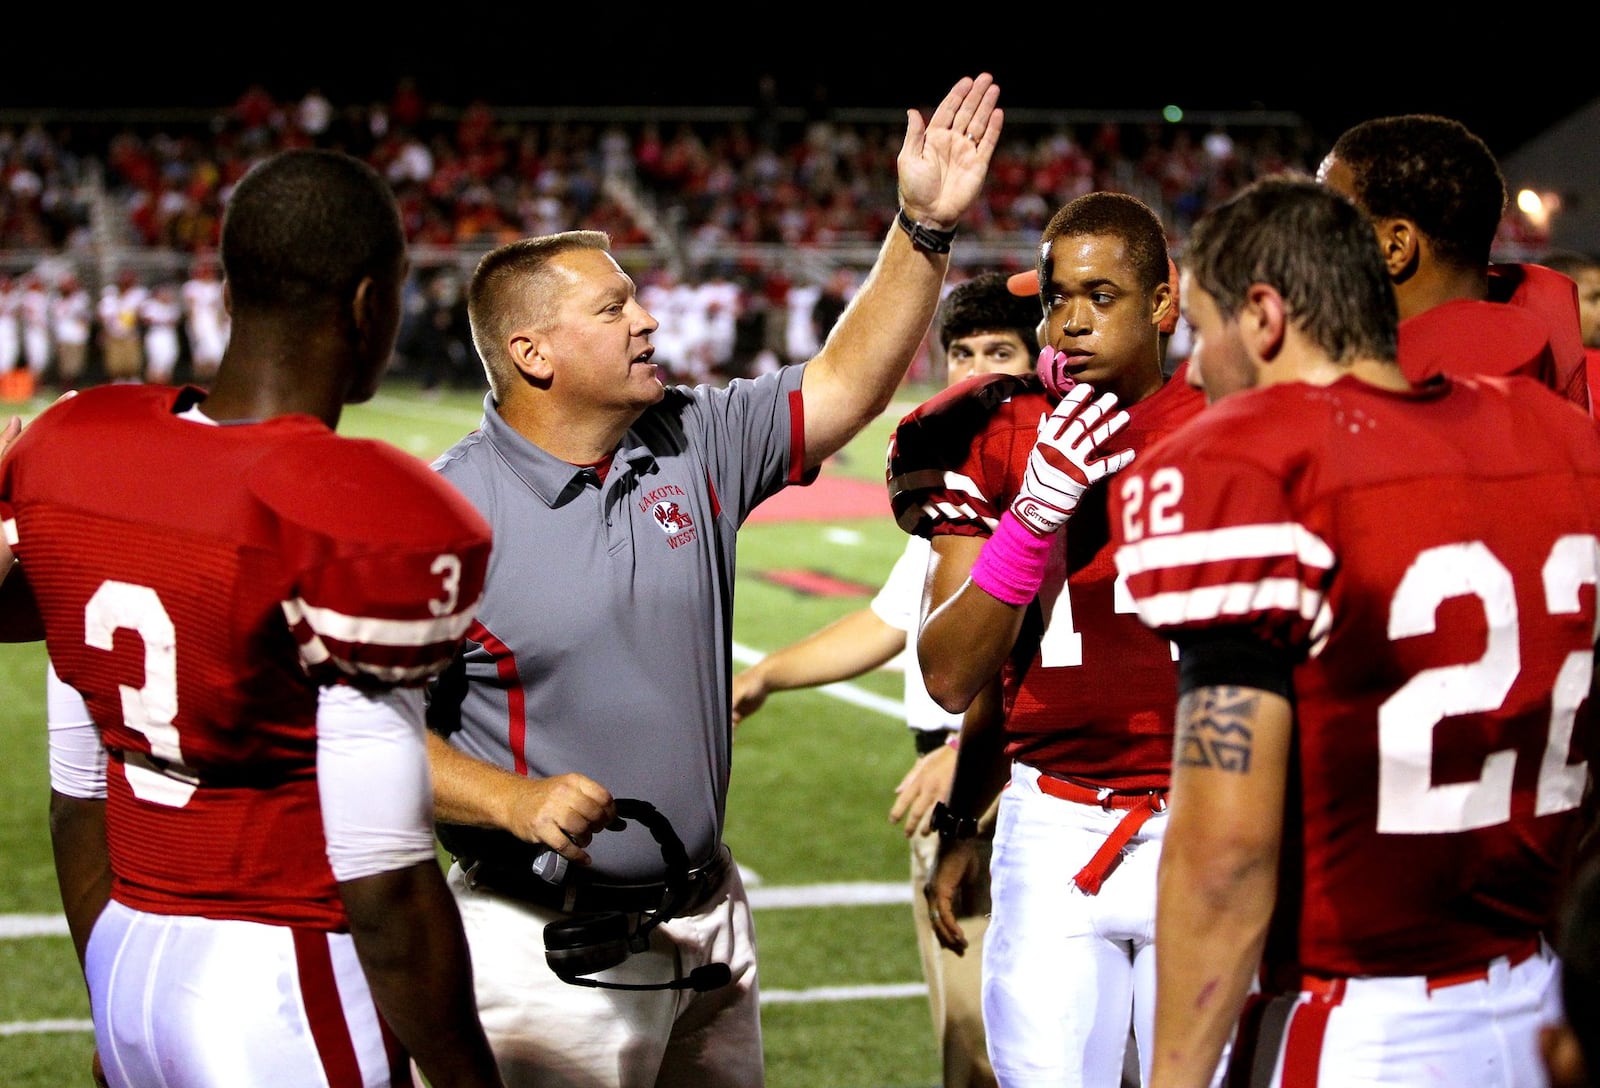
[103,334,142,380]
[911,826,997,1088]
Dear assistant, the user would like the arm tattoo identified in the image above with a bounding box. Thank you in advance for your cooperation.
[1175,687,1258,772]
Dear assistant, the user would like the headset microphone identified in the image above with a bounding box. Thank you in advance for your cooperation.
[542,798,732,993]
[558,963,733,993]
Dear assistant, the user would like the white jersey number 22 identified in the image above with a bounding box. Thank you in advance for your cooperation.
[1377,535,1597,834]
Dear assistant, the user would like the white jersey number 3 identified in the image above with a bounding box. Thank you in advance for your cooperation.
[84,580,196,807]
[1377,535,1597,834]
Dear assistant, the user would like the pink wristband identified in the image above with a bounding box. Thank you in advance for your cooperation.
[969,510,1052,606]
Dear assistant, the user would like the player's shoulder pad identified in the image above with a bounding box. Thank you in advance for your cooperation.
[7,385,170,467]
[887,372,1043,534]
[249,432,492,552]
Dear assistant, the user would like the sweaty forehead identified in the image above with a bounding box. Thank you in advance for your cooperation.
[1045,233,1137,291]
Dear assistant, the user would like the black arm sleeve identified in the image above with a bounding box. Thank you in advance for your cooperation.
[1174,629,1295,700]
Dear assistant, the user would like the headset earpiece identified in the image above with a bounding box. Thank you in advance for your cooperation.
[542,911,631,976]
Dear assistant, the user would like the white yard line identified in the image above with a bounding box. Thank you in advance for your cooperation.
[0,1017,94,1037]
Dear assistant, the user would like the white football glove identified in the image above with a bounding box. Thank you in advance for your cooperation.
[1010,383,1134,537]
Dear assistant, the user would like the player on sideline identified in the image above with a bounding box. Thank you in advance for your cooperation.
[1319,114,1591,414]
[890,191,1207,1086]
[1113,175,1600,1087]
[731,270,1044,1088]
[0,149,503,1088]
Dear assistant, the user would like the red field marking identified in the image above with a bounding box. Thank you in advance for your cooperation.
[747,470,893,597]
[746,473,891,524]
[759,569,878,598]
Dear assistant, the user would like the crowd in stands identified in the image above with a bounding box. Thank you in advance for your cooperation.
[0,78,1563,396]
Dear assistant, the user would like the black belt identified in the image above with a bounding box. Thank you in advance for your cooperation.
[463,844,731,915]
[913,728,956,755]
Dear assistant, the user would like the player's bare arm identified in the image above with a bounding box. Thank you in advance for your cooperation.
[919,387,1134,711]
[799,73,1001,471]
[49,791,110,970]
[925,677,1008,952]
[732,607,905,727]
[918,535,1025,713]
[426,731,615,865]
[1149,684,1290,1088]
[0,564,43,641]
[340,863,505,1088]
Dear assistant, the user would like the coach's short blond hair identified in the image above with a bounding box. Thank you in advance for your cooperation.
[467,230,611,401]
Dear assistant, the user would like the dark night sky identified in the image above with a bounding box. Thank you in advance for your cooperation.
[5,18,1594,160]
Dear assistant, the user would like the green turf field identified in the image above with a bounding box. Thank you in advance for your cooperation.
[0,375,955,1088]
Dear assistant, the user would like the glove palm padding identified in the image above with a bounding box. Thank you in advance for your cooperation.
[1010,383,1134,537]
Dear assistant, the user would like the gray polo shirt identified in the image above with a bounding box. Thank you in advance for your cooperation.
[431,364,809,882]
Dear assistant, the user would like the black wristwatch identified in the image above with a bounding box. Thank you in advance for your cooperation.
[896,207,957,254]
[930,801,978,842]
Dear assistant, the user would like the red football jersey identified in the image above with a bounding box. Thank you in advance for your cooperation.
[888,367,1205,788]
[1398,263,1591,416]
[1113,374,1600,978]
[1498,263,1590,413]
[0,385,491,928]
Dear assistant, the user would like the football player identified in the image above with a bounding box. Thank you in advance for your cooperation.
[1,150,503,1088]
[1115,175,1600,1087]
[891,191,1207,1086]
[1320,114,1591,415]
[731,270,1045,1088]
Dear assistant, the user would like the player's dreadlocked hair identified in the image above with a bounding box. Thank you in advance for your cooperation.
[1186,175,1398,365]
[936,272,1042,352]
[221,149,405,312]
[1039,192,1169,298]
[1328,115,1506,271]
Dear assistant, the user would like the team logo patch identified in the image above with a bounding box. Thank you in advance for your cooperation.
[650,499,697,549]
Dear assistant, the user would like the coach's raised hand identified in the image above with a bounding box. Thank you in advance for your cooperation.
[895,72,1002,231]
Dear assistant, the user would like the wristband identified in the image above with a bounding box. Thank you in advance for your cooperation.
[896,207,956,254]
[930,800,978,842]
[968,510,1052,606]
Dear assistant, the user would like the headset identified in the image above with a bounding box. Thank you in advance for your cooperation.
[542,797,732,993]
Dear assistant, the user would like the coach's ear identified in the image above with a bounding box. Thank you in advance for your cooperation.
[508,330,554,383]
